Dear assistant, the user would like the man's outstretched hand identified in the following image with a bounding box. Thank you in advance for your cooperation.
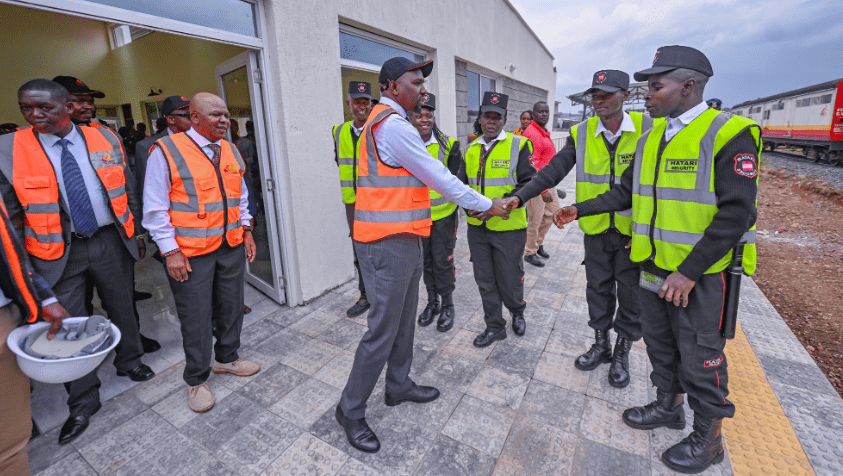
[554,206,578,228]
[487,198,511,219]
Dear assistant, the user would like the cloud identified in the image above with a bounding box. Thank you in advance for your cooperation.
[510,0,843,111]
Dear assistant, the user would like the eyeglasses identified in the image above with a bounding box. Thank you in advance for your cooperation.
[588,92,616,102]
[168,113,190,118]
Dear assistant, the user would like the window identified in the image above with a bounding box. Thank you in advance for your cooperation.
[796,98,811,107]
[821,94,833,104]
[84,0,257,37]
[339,26,425,72]
[812,96,822,105]
[733,110,742,116]
[110,24,152,48]
[467,70,496,117]
[763,110,771,120]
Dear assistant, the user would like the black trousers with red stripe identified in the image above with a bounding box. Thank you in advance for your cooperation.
[639,267,735,419]
[421,210,458,300]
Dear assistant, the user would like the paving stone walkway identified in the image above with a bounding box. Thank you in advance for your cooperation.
[27,173,843,476]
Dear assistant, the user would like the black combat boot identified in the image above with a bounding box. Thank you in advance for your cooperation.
[661,414,724,474]
[437,293,454,332]
[622,389,686,430]
[574,329,612,371]
[418,295,440,327]
[608,336,631,388]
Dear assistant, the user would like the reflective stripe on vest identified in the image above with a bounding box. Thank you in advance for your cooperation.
[353,105,431,242]
[572,112,655,235]
[427,136,459,221]
[464,133,529,231]
[157,133,245,257]
[333,122,358,204]
[0,127,134,261]
[629,109,761,275]
[0,199,41,323]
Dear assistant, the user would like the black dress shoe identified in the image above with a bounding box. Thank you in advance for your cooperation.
[418,300,440,327]
[133,290,152,301]
[244,305,252,315]
[335,404,380,453]
[58,403,101,445]
[524,253,545,267]
[473,328,506,348]
[385,383,440,406]
[556,189,566,199]
[537,245,550,259]
[140,334,161,353]
[346,296,370,317]
[116,364,155,382]
[437,305,454,332]
[511,311,526,336]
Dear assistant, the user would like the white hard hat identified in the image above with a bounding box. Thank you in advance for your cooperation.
[6,316,121,384]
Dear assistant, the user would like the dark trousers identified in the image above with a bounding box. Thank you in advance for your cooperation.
[583,231,642,341]
[52,226,144,417]
[639,269,735,419]
[340,236,422,420]
[467,225,526,332]
[422,210,458,299]
[345,204,366,296]
[167,244,246,386]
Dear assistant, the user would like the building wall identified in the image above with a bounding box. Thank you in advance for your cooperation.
[261,0,556,303]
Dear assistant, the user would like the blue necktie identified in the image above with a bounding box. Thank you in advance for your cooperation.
[57,139,98,236]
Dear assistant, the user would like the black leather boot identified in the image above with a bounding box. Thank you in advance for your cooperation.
[662,414,724,474]
[574,329,612,371]
[622,389,686,430]
[608,336,631,388]
[418,296,440,327]
[437,293,454,332]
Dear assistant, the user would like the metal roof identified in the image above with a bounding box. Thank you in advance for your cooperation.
[566,81,649,119]
[731,78,842,109]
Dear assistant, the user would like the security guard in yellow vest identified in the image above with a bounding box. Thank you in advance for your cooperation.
[410,93,462,332]
[460,92,535,348]
[554,46,761,474]
[511,70,655,389]
[333,81,374,317]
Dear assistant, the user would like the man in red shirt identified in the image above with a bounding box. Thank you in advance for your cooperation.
[520,101,559,267]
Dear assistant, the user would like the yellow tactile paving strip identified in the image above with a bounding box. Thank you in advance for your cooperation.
[724,322,816,476]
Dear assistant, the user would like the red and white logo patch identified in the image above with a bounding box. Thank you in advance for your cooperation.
[76,79,87,87]
[180,96,188,101]
[734,153,758,178]
[653,51,660,65]
[491,95,500,104]
[358,83,366,92]
[704,355,723,368]
[596,73,606,83]
[423,93,430,102]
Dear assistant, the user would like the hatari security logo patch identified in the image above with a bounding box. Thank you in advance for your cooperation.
[704,355,723,368]
[734,153,758,178]
[617,153,634,164]
[665,159,698,172]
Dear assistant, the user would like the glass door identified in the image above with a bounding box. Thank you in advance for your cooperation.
[216,50,286,304]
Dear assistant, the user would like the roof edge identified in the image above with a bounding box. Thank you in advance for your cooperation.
[502,0,555,60]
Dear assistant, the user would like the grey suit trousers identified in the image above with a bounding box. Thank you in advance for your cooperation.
[54,226,144,416]
[340,236,423,420]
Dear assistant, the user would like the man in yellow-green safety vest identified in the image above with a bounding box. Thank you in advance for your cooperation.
[460,91,535,348]
[410,93,462,332]
[510,70,656,390]
[554,46,761,475]
[332,81,374,318]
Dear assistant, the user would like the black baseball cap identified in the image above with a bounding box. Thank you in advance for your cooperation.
[348,81,372,100]
[419,92,436,110]
[162,96,190,117]
[52,76,105,98]
[378,57,433,87]
[634,46,713,81]
[480,91,508,115]
[586,70,629,94]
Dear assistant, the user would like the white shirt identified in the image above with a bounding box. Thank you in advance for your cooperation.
[142,128,252,253]
[374,97,491,211]
[350,123,364,136]
[422,134,437,147]
[36,124,114,231]
[665,101,709,142]
[473,130,508,148]
[595,111,636,144]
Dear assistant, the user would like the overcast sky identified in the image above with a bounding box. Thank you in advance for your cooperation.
[509,0,843,113]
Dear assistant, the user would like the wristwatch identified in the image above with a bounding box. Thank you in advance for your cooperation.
[243,225,253,232]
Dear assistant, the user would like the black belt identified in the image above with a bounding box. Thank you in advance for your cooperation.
[72,227,104,240]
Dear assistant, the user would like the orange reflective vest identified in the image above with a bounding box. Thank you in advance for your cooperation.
[0,199,41,323]
[155,133,245,257]
[3,126,135,261]
[353,104,431,243]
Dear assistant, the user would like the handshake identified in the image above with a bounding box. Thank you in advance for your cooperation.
[466,197,520,221]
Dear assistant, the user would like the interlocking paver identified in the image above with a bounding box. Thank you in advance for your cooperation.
[415,435,497,476]
[238,363,310,408]
[261,432,348,476]
[486,341,543,377]
[466,366,530,409]
[533,351,590,392]
[214,411,301,476]
[269,377,342,428]
[495,416,577,475]
[442,394,516,457]
[580,396,650,457]
[570,437,650,476]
